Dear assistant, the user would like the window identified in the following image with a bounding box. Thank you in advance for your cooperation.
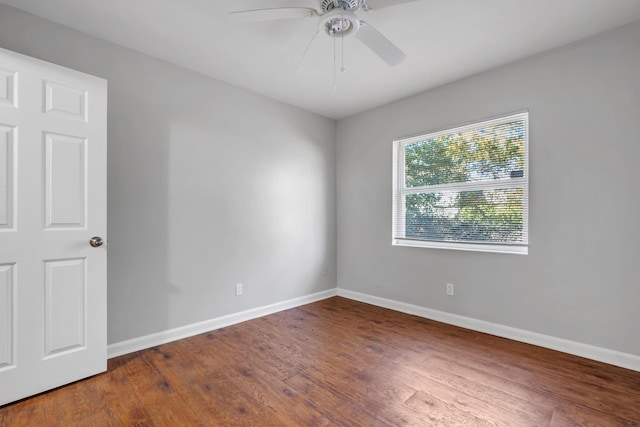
[392,112,528,254]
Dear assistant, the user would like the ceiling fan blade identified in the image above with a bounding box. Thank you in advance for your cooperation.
[355,21,406,66]
[229,7,317,24]
[362,0,419,10]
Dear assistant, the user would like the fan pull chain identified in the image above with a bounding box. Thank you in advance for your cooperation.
[341,26,345,73]
[295,30,319,73]
[333,38,338,90]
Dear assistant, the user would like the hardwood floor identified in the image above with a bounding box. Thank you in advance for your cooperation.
[1,297,639,426]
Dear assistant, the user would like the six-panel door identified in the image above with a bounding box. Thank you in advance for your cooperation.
[0,47,107,406]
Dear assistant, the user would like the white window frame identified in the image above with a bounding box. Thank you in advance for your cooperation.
[392,112,529,255]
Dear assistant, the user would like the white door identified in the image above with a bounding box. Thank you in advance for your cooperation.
[0,47,107,406]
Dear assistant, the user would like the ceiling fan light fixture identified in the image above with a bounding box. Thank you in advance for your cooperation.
[319,10,360,38]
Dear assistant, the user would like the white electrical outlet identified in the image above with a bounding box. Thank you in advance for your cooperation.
[446,283,454,296]
[235,283,243,296]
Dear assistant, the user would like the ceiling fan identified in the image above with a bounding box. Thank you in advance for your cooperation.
[229,0,418,66]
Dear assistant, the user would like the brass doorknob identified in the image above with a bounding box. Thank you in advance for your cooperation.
[89,236,104,247]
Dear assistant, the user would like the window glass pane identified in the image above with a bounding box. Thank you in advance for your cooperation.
[405,188,525,244]
[404,120,526,188]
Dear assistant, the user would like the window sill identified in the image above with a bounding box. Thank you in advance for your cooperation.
[392,239,528,255]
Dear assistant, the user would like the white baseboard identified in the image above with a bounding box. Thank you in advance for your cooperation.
[108,286,640,372]
[107,288,337,359]
[337,288,640,372]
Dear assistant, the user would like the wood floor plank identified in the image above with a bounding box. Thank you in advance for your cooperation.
[402,390,501,426]
[284,373,394,427]
[300,355,458,425]
[549,404,640,427]
[145,341,299,426]
[406,359,554,425]
[418,355,560,413]
[155,333,338,426]
[1,297,639,426]
[431,342,639,420]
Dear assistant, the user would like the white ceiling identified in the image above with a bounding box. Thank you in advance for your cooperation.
[2,0,640,119]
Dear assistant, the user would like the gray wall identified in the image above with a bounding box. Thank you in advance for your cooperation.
[337,21,640,356]
[0,4,337,344]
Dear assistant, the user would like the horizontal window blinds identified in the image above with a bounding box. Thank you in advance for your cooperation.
[393,112,528,252]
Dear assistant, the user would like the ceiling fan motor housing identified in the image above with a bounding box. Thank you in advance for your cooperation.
[320,0,360,12]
